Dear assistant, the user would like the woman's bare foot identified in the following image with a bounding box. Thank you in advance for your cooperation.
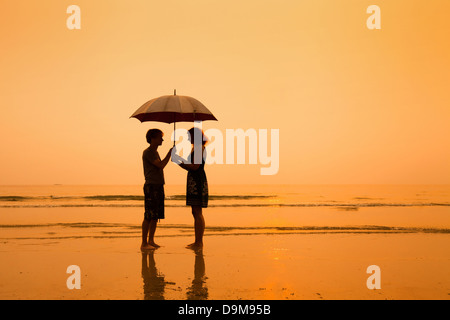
[186,242,203,250]
[140,244,156,251]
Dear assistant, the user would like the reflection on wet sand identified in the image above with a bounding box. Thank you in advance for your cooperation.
[140,249,209,300]
[186,248,208,300]
[141,251,166,300]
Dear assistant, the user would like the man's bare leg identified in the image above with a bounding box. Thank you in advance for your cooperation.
[141,219,156,251]
[148,219,161,248]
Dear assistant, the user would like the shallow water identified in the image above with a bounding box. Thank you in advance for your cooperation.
[0,185,449,300]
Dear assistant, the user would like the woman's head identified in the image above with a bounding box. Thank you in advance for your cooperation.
[188,127,208,145]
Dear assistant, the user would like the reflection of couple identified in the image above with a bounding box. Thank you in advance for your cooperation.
[140,127,208,251]
[141,251,166,300]
[141,249,208,300]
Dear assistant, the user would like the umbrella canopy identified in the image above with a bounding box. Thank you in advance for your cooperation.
[130,90,217,123]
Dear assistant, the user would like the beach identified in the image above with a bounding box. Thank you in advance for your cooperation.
[2,0,450,304]
[0,185,449,300]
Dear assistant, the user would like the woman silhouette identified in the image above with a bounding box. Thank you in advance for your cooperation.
[175,127,208,249]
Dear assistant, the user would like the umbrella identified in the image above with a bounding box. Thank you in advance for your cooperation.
[130,90,217,145]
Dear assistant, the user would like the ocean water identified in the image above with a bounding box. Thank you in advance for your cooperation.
[0,184,449,240]
[1,184,449,208]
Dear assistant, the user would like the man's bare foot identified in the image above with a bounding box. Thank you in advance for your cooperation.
[148,242,161,248]
[140,244,156,251]
[186,242,203,250]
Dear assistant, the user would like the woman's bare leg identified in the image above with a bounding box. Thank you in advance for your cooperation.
[187,206,205,249]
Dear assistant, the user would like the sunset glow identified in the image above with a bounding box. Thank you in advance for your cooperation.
[1,0,449,185]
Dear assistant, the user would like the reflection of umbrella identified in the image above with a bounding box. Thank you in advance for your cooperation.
[130,90,217,144]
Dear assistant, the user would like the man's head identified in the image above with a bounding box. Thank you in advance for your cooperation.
[146,129,163,145]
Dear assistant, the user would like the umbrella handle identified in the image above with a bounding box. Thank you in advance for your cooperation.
[173,121,176,147]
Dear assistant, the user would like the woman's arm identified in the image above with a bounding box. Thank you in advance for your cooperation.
[178,162,201,171]
[172,146,204,171]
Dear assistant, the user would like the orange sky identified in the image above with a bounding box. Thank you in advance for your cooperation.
[0,0,449,185]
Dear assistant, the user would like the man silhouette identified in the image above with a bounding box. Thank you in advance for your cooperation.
[141,129,172,251]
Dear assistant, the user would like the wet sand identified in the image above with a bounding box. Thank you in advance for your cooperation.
[0,206,449,300]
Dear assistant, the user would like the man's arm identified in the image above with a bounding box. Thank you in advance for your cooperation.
[152,148,173,169]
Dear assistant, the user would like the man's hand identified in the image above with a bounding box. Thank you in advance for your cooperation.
[171,146,184,165]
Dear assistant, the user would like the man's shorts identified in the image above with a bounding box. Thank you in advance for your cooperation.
[144,184,165,221]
